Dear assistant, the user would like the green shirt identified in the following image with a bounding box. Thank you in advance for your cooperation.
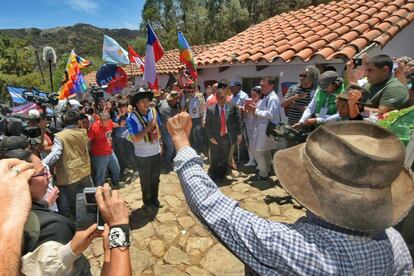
[366,77,409,110]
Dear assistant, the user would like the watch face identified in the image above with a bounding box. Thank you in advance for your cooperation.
[109,228,127,246]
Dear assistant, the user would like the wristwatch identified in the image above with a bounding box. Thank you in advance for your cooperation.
[109,224,130,249]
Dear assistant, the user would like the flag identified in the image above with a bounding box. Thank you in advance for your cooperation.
[58,50,91,100]
[103,35,129,64]
[128,44,159,91]
[178,32,198,80]
[128,45,145,72]
[143,24,164,86]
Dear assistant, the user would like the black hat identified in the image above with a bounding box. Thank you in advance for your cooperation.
[130,88,154,107]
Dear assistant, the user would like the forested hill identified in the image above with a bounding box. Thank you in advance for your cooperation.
[0,23,142,58]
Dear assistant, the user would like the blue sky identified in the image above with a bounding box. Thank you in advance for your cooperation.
[0,0,144,30]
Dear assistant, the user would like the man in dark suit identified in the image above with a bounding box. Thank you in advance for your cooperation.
[205,88,241,180]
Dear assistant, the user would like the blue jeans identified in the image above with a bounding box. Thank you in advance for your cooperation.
[161,127,175,171]
[92,152,120,187]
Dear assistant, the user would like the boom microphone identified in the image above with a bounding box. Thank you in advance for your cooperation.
[42,46,57,65]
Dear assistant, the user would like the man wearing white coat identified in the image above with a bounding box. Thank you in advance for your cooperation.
[246,77,282,180]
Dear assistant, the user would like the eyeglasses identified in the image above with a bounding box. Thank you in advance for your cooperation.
[32,165,50,178]
[299,73,309,78]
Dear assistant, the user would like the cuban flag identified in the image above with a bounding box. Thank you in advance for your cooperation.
[143,24,164,86]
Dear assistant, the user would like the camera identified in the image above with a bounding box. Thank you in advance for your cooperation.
[90,86,105,100]
[353,58,363,68]
[76,187,105,230]
[23,92,59,106]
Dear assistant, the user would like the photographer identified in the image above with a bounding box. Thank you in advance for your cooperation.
[43,110,93,220]
[0,149,98,275]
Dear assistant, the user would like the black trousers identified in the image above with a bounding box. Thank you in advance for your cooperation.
[135,154,161,206]
[208,135,230,179]
[113,136,135,172]
[190,118,207,155]
[58,175,94,221]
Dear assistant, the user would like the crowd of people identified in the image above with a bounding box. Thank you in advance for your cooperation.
[0,53,413,275]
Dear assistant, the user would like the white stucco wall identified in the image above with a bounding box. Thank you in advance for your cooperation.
[196,60,345,92]
[379,21,414,58]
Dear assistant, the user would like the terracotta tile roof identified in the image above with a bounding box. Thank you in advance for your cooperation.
[123,43,218,76]
[83,71,97,87]
[196,0,414,65]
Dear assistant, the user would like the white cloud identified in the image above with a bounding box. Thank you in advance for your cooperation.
[63,0,98,13]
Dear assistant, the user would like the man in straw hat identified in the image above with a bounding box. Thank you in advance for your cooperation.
[167,112,414,275]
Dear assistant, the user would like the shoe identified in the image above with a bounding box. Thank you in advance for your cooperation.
[113,182,126,189]
[229,162,238,170]
[243,160,256,167]
[122,168,129,176]
[152,200,163,209]
[249,174,269,181]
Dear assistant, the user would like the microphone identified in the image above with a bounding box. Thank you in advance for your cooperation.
[43,46,57,92]
[42,46,57,65]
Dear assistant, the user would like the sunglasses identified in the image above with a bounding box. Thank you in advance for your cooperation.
[299,73,309,78]
[32,165,50,178]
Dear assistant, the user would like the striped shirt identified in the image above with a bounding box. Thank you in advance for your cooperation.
[284,84,313,125]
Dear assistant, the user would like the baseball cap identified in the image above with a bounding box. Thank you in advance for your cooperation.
[230,80,241,87]
[318,71,343,90]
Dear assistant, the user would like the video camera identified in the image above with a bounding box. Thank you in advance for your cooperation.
[90,86,105,101]
[0,104,43,152]
[23,92,59,106]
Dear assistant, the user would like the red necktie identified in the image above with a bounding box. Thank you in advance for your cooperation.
[220,106,227,136]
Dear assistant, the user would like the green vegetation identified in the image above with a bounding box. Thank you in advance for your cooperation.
[0,24,142,98]
[0,0,330,99]
[140,0,331,49]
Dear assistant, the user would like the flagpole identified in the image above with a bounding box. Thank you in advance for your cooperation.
[129,63,134,85]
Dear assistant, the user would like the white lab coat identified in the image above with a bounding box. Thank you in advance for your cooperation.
[252,91,282,151]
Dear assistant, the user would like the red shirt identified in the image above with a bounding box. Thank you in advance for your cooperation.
[88,120,114,157]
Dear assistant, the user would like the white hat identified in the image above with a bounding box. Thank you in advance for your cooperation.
[28,110,41,119]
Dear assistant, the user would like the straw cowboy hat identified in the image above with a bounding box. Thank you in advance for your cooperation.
[166,91,180,101]
[274,121,414,232]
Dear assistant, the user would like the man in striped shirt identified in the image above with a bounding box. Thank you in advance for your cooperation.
[282,66,320,126]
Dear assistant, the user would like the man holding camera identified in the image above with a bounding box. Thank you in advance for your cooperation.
[43,110,93,220]
[363,55,410,115]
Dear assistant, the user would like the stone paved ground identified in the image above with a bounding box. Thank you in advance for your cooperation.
[85,165,306,276]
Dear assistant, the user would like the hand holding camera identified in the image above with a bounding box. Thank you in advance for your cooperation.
[95,183,129,227]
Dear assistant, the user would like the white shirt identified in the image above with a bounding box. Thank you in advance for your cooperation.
[230,90,249,107]
[255,91,282,125]
[127,111,161,157]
